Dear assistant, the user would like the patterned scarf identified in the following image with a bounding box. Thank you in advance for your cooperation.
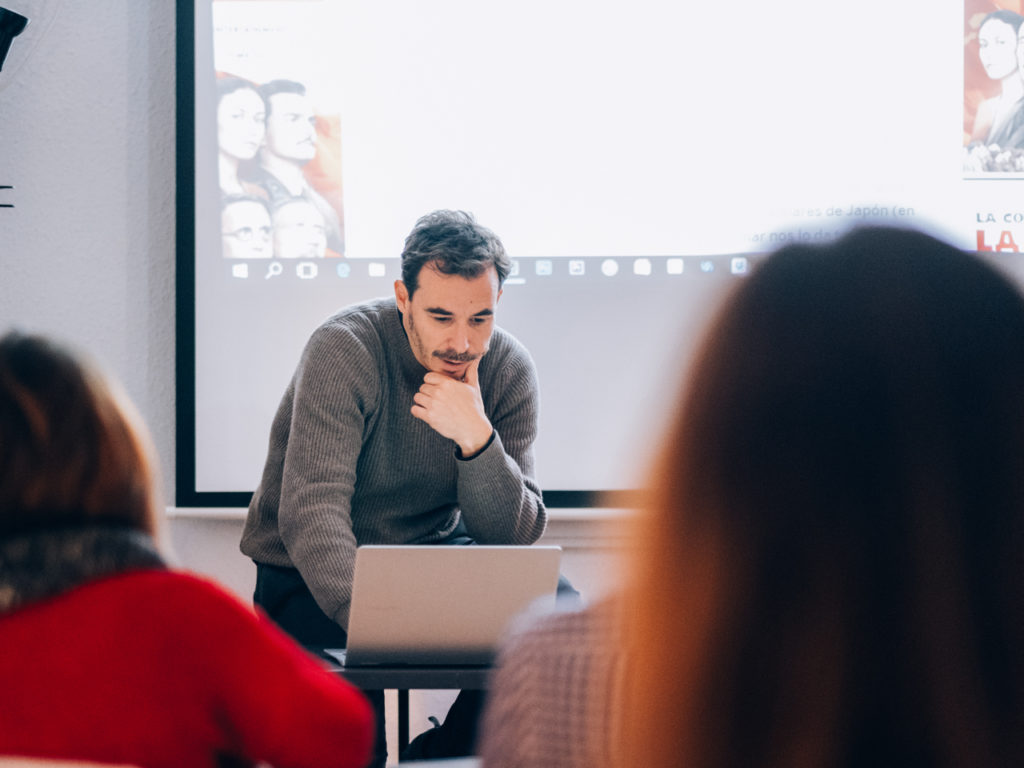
[0,525,166,614]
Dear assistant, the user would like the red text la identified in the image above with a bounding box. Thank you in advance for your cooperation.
[976,230,1020,252]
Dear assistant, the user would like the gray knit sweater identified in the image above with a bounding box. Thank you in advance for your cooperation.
[240,296,547,629]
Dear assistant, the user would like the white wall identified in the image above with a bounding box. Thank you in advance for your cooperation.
[0,2,176,500]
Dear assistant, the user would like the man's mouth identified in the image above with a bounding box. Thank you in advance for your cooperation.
[434,351,476,364]
[434,355,475,378]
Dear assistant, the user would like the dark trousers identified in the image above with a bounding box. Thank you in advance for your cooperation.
[254,562,389,767]
[254,549,580,765]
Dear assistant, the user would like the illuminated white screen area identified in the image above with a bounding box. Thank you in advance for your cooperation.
[190,0,1024,498]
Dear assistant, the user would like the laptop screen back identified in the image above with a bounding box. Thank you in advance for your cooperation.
[344,545,562,666]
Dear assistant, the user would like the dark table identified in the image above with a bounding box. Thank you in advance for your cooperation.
[321,651,492,754]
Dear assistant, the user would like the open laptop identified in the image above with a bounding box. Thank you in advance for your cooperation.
[325,544,562,667]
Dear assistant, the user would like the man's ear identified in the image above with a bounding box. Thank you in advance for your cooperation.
[496,287,503,304]
[394,279,409,312]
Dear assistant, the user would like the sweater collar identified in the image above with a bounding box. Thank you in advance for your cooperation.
[0,525,166,615]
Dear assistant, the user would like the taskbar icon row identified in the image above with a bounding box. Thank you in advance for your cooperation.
[227,260,391,280]
[506,255,754,279]
[225,255,756,281]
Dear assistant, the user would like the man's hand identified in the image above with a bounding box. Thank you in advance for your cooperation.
[411,358,493,457]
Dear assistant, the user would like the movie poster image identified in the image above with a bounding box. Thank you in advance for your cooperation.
[213,0,345,258]
[964,0,1024,173]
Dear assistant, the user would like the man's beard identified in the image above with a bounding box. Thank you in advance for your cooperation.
[433,349,476,364]
[407,313,483,369]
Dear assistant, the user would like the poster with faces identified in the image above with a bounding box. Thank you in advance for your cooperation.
[213,0,344,260]
[964,0,1024,174]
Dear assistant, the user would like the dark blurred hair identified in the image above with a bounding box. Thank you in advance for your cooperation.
[619,227,1024,768]
[0,332,159,537]
[400,210,510,296]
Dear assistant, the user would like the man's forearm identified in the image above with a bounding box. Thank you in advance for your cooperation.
[455,431,547,544]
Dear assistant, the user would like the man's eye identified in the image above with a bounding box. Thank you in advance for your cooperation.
[470,317,489,326]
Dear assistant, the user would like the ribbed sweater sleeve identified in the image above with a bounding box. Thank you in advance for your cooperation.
[457,348,547,544]
[277,321,378,629]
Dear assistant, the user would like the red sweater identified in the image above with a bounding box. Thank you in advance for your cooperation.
[0,569,374,768]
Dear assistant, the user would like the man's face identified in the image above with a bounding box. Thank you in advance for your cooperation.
[264,92,317,163]
[272,199,327,259]
[221,200,272,259]
[394,263,502,379]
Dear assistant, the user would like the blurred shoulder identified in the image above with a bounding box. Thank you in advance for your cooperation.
[297,297,398,378]
[498,597,615,668]
[314,296,396,347]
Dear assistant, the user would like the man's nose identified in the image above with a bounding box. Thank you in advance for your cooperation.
[449,324,471,351]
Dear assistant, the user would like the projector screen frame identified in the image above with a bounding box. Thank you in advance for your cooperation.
[174,0,1011,510]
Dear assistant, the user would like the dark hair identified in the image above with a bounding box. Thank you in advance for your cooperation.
[0,332,159,537]
[980,9,1024,35]
[619,226,1024,767]
[400,210,510,295]
[216,75,264,105]
[258,79,307,116]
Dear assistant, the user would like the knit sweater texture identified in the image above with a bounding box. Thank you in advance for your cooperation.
[240,296,547,628]
[478,598,624,768]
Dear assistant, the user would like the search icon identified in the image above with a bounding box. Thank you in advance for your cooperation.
[265,262,283,279]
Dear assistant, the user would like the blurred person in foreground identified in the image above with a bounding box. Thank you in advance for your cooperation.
[0,331,374,768]
[478,226,1024,768]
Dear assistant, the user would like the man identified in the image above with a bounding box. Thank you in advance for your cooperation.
[246,79,345,253]
[241,210,557,764]
[271,198,329,259]
[220,195,272,259]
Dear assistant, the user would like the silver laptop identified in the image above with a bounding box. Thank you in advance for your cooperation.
[327,544,561,667]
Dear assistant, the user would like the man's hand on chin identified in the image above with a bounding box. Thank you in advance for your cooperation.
[411,357,493,457]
